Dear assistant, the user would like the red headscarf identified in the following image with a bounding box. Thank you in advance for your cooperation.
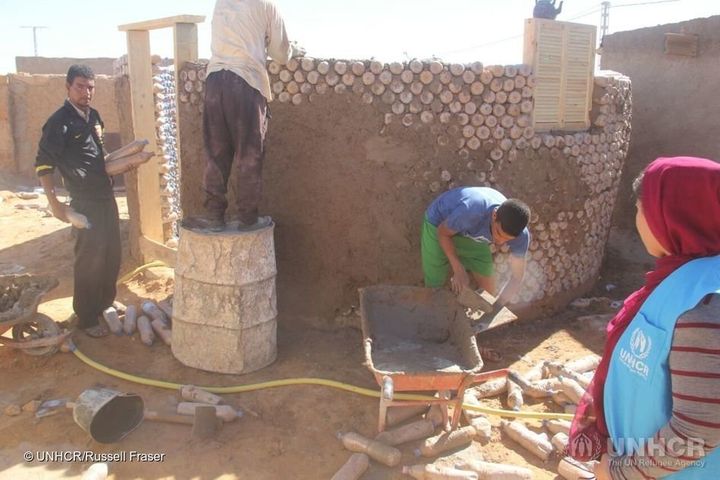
[569,156,720,460]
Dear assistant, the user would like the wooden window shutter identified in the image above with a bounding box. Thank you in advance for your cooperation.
[524,19,596,131]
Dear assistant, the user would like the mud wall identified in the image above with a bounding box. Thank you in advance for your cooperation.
[0,76,13,172]
[15,56,115,75]
[176,59,631,324]
[601,15,720,229]
[6,74,123,177]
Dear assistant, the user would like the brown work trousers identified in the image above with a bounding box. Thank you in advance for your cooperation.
[202,70,268,224]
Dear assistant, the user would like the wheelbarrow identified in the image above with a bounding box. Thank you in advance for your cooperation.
[359,285,518,432]
[0,274,69,356]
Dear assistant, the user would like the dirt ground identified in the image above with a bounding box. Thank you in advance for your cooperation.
[0,172,653,480]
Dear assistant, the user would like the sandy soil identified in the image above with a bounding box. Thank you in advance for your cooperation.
[0,173,653,479]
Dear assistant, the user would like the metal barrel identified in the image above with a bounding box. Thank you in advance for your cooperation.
[172,217,277,374]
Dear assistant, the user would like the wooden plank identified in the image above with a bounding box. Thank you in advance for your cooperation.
[126,30,164,243]
[174,23,199,69]
[172,22,199,188]
[139,235,177,267]
[570,24,595,128]
[523,19,538,67]
[119,15,205,32]
[536,21,563,129]
[559,23,568,127]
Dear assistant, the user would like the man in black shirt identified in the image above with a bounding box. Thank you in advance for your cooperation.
[35,64,120,337]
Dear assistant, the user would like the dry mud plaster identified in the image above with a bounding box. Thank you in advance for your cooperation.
[174,59,631,323]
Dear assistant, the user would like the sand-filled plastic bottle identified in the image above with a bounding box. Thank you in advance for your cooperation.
[102,307,122,336]
[123,305,137,335]
[151,318,171,345]
[403,464,478,479]
[544,418,571,435]
[557,457,597,479]
[66,207,91,229]
[142,300,167,323]
[473,376,507,398]
[386,404,429,426]
[137,315,154,346]
[105,139,149,162]
[105,151,154,176]
[565,355,600,374]
[375,418,436,446]
[177,402,238,422]
[455,459,533,479]
[337,432,401,467]
[507,378,524,411]
[558,376,586,404]
[416,426,476,457]
[551,432,570,453]
[180,385,222,405]
[426,404,445,427]
[501,420,553,461]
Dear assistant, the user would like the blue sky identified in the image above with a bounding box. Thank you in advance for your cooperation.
[0,0,717,74]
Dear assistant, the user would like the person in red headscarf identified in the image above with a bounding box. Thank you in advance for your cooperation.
[568,157,720,479]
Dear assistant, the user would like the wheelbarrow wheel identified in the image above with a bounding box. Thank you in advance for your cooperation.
[11,313,61,356]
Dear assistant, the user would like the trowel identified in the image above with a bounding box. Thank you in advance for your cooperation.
[456,287,518,335]
[470,306,518,335]
[456,287,495,313]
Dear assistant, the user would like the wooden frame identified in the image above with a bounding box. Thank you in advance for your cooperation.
[118,15,204,267]
[524,18,596,131]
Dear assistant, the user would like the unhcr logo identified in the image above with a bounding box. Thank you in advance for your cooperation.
[568,432,603,460]
[630,328,652,359]
[619,328,652,379]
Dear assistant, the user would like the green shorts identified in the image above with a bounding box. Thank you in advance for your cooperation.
[421,217,494,287]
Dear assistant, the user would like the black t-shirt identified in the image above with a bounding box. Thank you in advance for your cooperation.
[35,100,113,200]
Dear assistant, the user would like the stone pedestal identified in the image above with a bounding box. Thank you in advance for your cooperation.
[172,219,277,374]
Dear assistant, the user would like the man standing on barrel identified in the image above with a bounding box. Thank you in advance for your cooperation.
[183,0,304,231]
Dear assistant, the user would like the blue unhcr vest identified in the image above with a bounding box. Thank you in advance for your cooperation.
[605,255,720,479]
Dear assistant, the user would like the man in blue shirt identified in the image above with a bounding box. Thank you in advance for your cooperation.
[422,187,531,307]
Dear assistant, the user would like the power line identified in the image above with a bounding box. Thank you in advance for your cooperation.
[565,6,603,21]
[567,8,602,21]
[431,0,676,58]
[435,5,603,57]
[612,0,680,8]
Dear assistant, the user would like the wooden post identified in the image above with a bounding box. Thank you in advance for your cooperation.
[119,15,205,266]
[125,29,164,244]
[174,23,198,71]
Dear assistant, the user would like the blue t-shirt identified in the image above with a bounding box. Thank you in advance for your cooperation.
[425,187,530,257]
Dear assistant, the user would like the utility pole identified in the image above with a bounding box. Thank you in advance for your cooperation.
[600,2,611,41]
[21,26,48,56]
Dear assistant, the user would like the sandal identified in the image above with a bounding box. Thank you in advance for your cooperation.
[478,346,503,362]
[84,324,110,338]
